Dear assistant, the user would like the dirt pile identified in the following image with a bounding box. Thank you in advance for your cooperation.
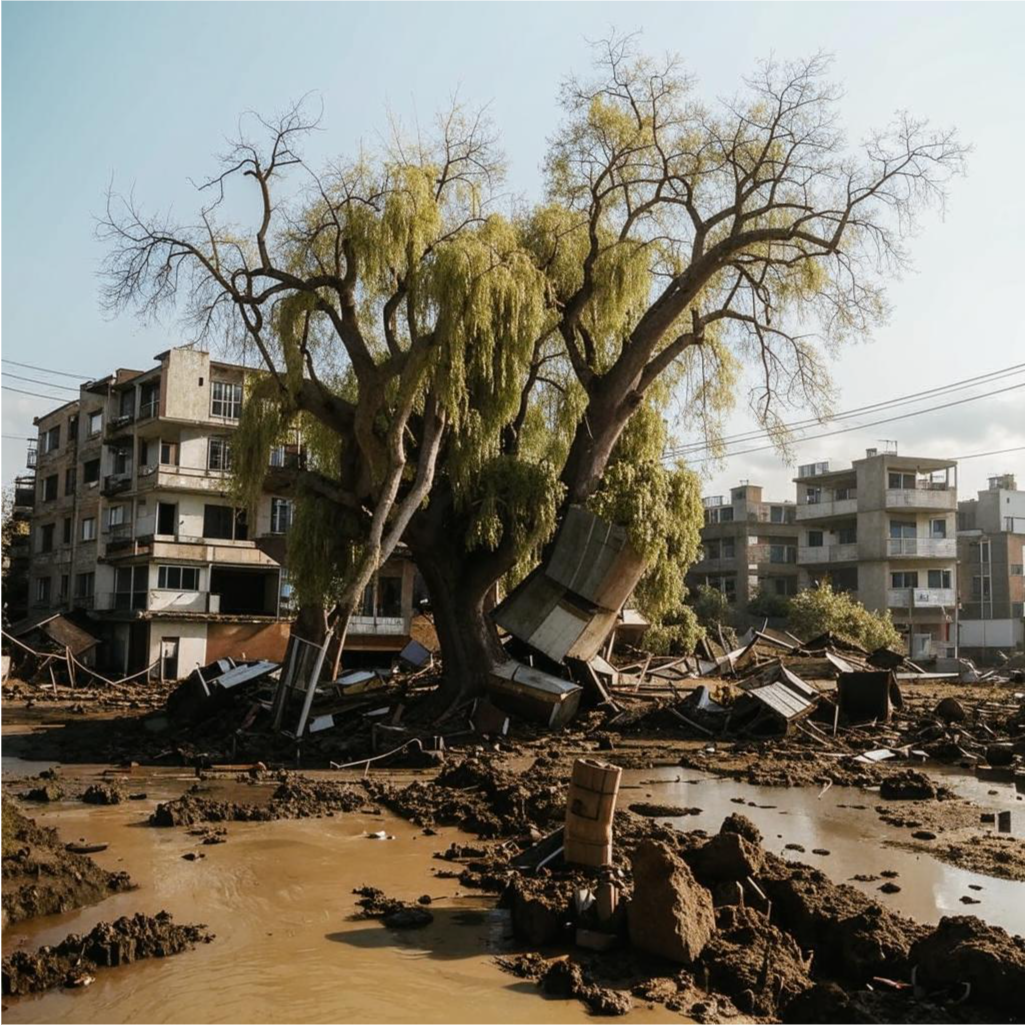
[1,911,212,995]
[627,839,715,963]
[367,755,565,838]
[149,775,368,826]
[81,781,127,805]
[1,798,133,925]
[352,886,433,929]
[879,769,952,801]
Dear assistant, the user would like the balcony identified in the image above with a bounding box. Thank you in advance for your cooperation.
[136,464,231,493]
[350,614,409,636]
[94,590,222,614]
[885,538,956,558]
[795,498,858,521]
[695,555,736,571]
[887,587,956,608]
[798,542,859,564]
[105,413,135,441]
[102,472,133,497]
[884,488,956,511]
[138,396,160,421]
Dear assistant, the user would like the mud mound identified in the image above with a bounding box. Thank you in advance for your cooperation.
[81,781,127,805]
[700,904,814,1017]
[368,755,564,838]
[628,803,700,818]
[1,798,133,924]
[352,886,433,929]
[2,911,212,995]
[909,915,1025,1012]
[149,776,367,826]
[720,811,763,845]
[879,769,952,801]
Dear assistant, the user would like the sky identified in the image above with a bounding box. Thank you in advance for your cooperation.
[3,1,1024,502]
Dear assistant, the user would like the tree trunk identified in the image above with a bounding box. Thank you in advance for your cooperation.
[406,510,509,705]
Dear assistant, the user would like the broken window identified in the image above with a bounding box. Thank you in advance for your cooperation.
[83,459,100,484]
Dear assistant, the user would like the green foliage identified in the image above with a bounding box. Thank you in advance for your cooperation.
[787,582,903,652]
[692,584,732,631]
[643,606,704,656]
[747,591,793,620]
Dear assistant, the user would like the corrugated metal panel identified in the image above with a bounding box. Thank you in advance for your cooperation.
[748,680,817,720]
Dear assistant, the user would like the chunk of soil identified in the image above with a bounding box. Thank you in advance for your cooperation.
[686,830,765,884]
[879,770,948,801]
[700,905,813,1017]
[20,781,64,803]
[1,911,212,995]
[1,798,133,925]
[720,812,763,845]
[627,840,715,964]
[628,803,700,818]
[149,775,367,826]
[508,875,576,945]
[81,782,126,805]
[909,915,1025,1012]
[352,886,433,929]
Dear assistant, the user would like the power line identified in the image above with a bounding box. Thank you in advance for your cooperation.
[2,372,81,393]
[1,385,77,402]
[1,358,92,380]
[680,381,1025,463]
[1,434,32,441]
[950,445,1025,462]
[668,362,1025,458]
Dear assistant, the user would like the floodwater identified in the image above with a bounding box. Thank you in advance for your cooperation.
[621,765,1025,935]
[2,759,1023,1024]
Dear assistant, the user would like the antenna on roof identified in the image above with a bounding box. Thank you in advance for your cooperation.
[878,439,898,454]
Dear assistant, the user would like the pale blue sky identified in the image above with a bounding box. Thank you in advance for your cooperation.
[3,2,1024,499]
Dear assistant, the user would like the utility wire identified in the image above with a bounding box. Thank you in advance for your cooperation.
[1,385,78,401]
[949,445,1025,462]
[2,372,81,393]
[678,381,1025,464]
[1,358,92,380]
[668,362,1025,458]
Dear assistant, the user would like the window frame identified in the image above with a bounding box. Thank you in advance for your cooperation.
[157,565,200,591]
[81,516,97,542]
[210,381,243,420]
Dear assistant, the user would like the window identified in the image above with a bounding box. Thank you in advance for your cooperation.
[835,487,855,501]
[160,441,178,466]
[806,487,822,505]
[721,539,735,559]
[81,517,96,541]
[888,472,916,490]
[972,576,991,599]
[704,541,720,561]
[837,527,857,545]
[979,541,991,564]
[270,497,293,534]
[211,381,243,420]
[930,519,947,539]
[202,504,248,541]
[269,445,286,468]
[770,506,784,523]
[889,520,916,539]
[65,467,77,496]
[107,505,127,528]
[39,523,55,553]
[42,474,58,501]
[42,425,60,454]
[718,507,734,523]
[69,414,79,441]
[113,448,132,475]
[769,544,787,564]
[157,565,200,591]
[59,575,69,600]
[927,569,952,589]
[1011,564,1024,576]
[808,530,824,548]
[119,389,135,417]
[74,572,94,598]
[87,410,103,437]
[208,437,233,471]
[892,571,919,589]
[35,577,52,603]
[62,517,72,545]
[140,383,159,418]
[83,459,100,484]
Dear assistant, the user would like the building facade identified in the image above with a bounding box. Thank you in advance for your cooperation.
[688,484,799,607]
[957,474,1025,659]
[793,450,958,658]
[27,348,293,677]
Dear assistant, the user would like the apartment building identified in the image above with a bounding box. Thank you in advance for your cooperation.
[956,474,1025,659]
[687,483,799,607]
[794,450,958,658]
[27,348,294,678]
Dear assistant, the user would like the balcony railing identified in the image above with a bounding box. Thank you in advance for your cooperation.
[798,542,858,564]
[102,472,133,497]
[105,413,135,439]
[796,497,858,520]
[138,397,160,421]
[887,587,955,608]
[886,537,956,558]
[350,614,409,636]
[884,488,956,511]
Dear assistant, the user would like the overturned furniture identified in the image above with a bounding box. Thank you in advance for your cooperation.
[564,758,622,867]
[487,660,582,728]
[836,670,903,723]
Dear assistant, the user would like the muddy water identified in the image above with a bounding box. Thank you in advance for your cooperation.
[622,767,1025,934]
[1,769,667,1025]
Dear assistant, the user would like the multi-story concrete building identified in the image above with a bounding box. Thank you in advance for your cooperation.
[688,483,799,606]
[27,348,293,678]
[793,450,958,658]
[957,474,1025,659]
[25,346,428,678]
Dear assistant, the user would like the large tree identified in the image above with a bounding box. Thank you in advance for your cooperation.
[100,42,965,698]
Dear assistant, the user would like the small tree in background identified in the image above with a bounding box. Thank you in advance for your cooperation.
[787,582,903,651]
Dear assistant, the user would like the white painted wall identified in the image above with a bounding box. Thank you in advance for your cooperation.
[959,619,1023,649]
[147,620,208,678]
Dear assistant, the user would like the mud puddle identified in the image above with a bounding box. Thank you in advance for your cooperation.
[1,771,665,1024]
[623,767,1025,935]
